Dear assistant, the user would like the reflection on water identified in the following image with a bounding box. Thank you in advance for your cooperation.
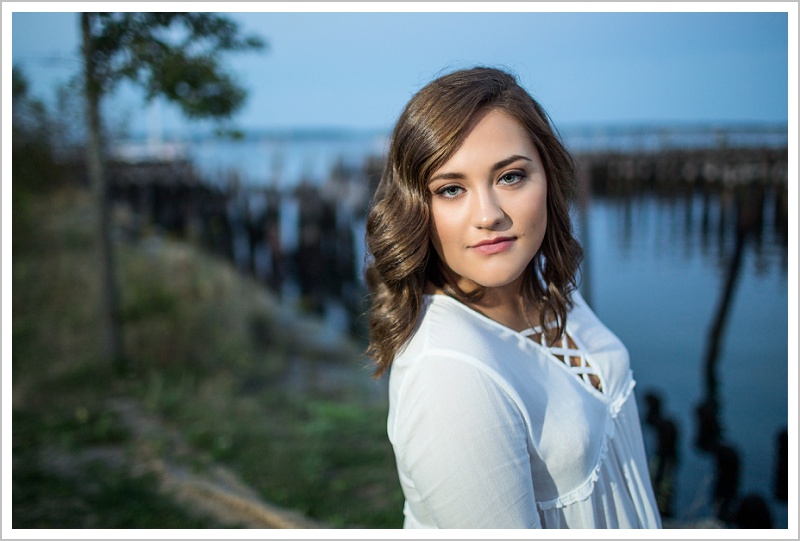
[580,186,788,527]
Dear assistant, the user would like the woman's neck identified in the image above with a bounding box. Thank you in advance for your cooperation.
[426,279,539,333]
[470,286,535,333]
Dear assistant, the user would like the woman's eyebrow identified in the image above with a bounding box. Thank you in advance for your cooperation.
[428,155,532,183]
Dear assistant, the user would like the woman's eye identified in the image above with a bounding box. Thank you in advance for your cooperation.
[499,172,523,185]
[436,185,463,198]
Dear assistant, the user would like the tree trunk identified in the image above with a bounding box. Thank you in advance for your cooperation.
[81,13,126,371]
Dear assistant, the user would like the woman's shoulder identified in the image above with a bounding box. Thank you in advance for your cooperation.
[393,294,539,375]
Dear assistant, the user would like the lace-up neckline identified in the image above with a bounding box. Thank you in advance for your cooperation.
[521,322,604,393]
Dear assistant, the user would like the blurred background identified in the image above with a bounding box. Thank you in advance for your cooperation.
[7,6,793,531]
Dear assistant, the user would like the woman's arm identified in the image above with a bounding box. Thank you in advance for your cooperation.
[392,353,541,528]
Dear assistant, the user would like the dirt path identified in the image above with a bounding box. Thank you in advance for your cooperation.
[108,397,327,529]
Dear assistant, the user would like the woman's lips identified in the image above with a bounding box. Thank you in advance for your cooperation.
[471,237,516,255]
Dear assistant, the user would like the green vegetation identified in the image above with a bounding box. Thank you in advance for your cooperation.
[12,59,402,530]
[13,407,221,529]
[12,185,404,528]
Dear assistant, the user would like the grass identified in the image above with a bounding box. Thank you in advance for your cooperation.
[12,186,404,529]
[12,408,222,529]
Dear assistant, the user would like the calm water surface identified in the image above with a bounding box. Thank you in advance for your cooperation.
[580,192,788,526]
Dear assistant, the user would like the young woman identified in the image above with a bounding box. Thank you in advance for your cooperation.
[365,67,661,529]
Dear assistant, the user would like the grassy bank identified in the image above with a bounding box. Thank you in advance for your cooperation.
[12,186,404,528]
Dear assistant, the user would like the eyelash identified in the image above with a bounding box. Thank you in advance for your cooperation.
[433,171,527,200]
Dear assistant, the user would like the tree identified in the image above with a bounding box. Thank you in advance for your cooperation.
[80,12,265,371]
[12,66,57,193]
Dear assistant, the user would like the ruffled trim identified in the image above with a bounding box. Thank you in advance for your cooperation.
[611,371,636,416]
[536,371,636,511]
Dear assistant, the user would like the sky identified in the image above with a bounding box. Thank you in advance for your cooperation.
[5,3,795,139]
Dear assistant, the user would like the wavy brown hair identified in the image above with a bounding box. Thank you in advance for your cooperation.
[365,66,583,377]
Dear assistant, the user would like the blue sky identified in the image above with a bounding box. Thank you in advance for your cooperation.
[7,5,794,137]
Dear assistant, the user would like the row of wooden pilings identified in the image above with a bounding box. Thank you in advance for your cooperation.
[107,156,382,336]
[574,145,789,253]
[104,145,788,335]
[574,146,788,195]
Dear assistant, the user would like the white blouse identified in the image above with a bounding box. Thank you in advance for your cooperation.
[386,292,662,529]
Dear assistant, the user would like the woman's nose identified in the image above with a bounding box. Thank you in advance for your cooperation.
[473,189,506,229]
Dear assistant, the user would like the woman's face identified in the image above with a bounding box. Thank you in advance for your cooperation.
[427,108,547,296]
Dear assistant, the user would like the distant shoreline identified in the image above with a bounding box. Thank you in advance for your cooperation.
[122,121,789,153]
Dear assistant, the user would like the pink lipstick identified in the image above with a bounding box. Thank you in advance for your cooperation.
[471,236,515,255]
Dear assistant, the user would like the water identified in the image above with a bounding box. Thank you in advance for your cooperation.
[185,131,390,188]
[580,192,788,527]
[142,130,789,528]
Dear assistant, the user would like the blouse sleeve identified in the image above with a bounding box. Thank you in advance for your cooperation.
[391,352,541,528]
